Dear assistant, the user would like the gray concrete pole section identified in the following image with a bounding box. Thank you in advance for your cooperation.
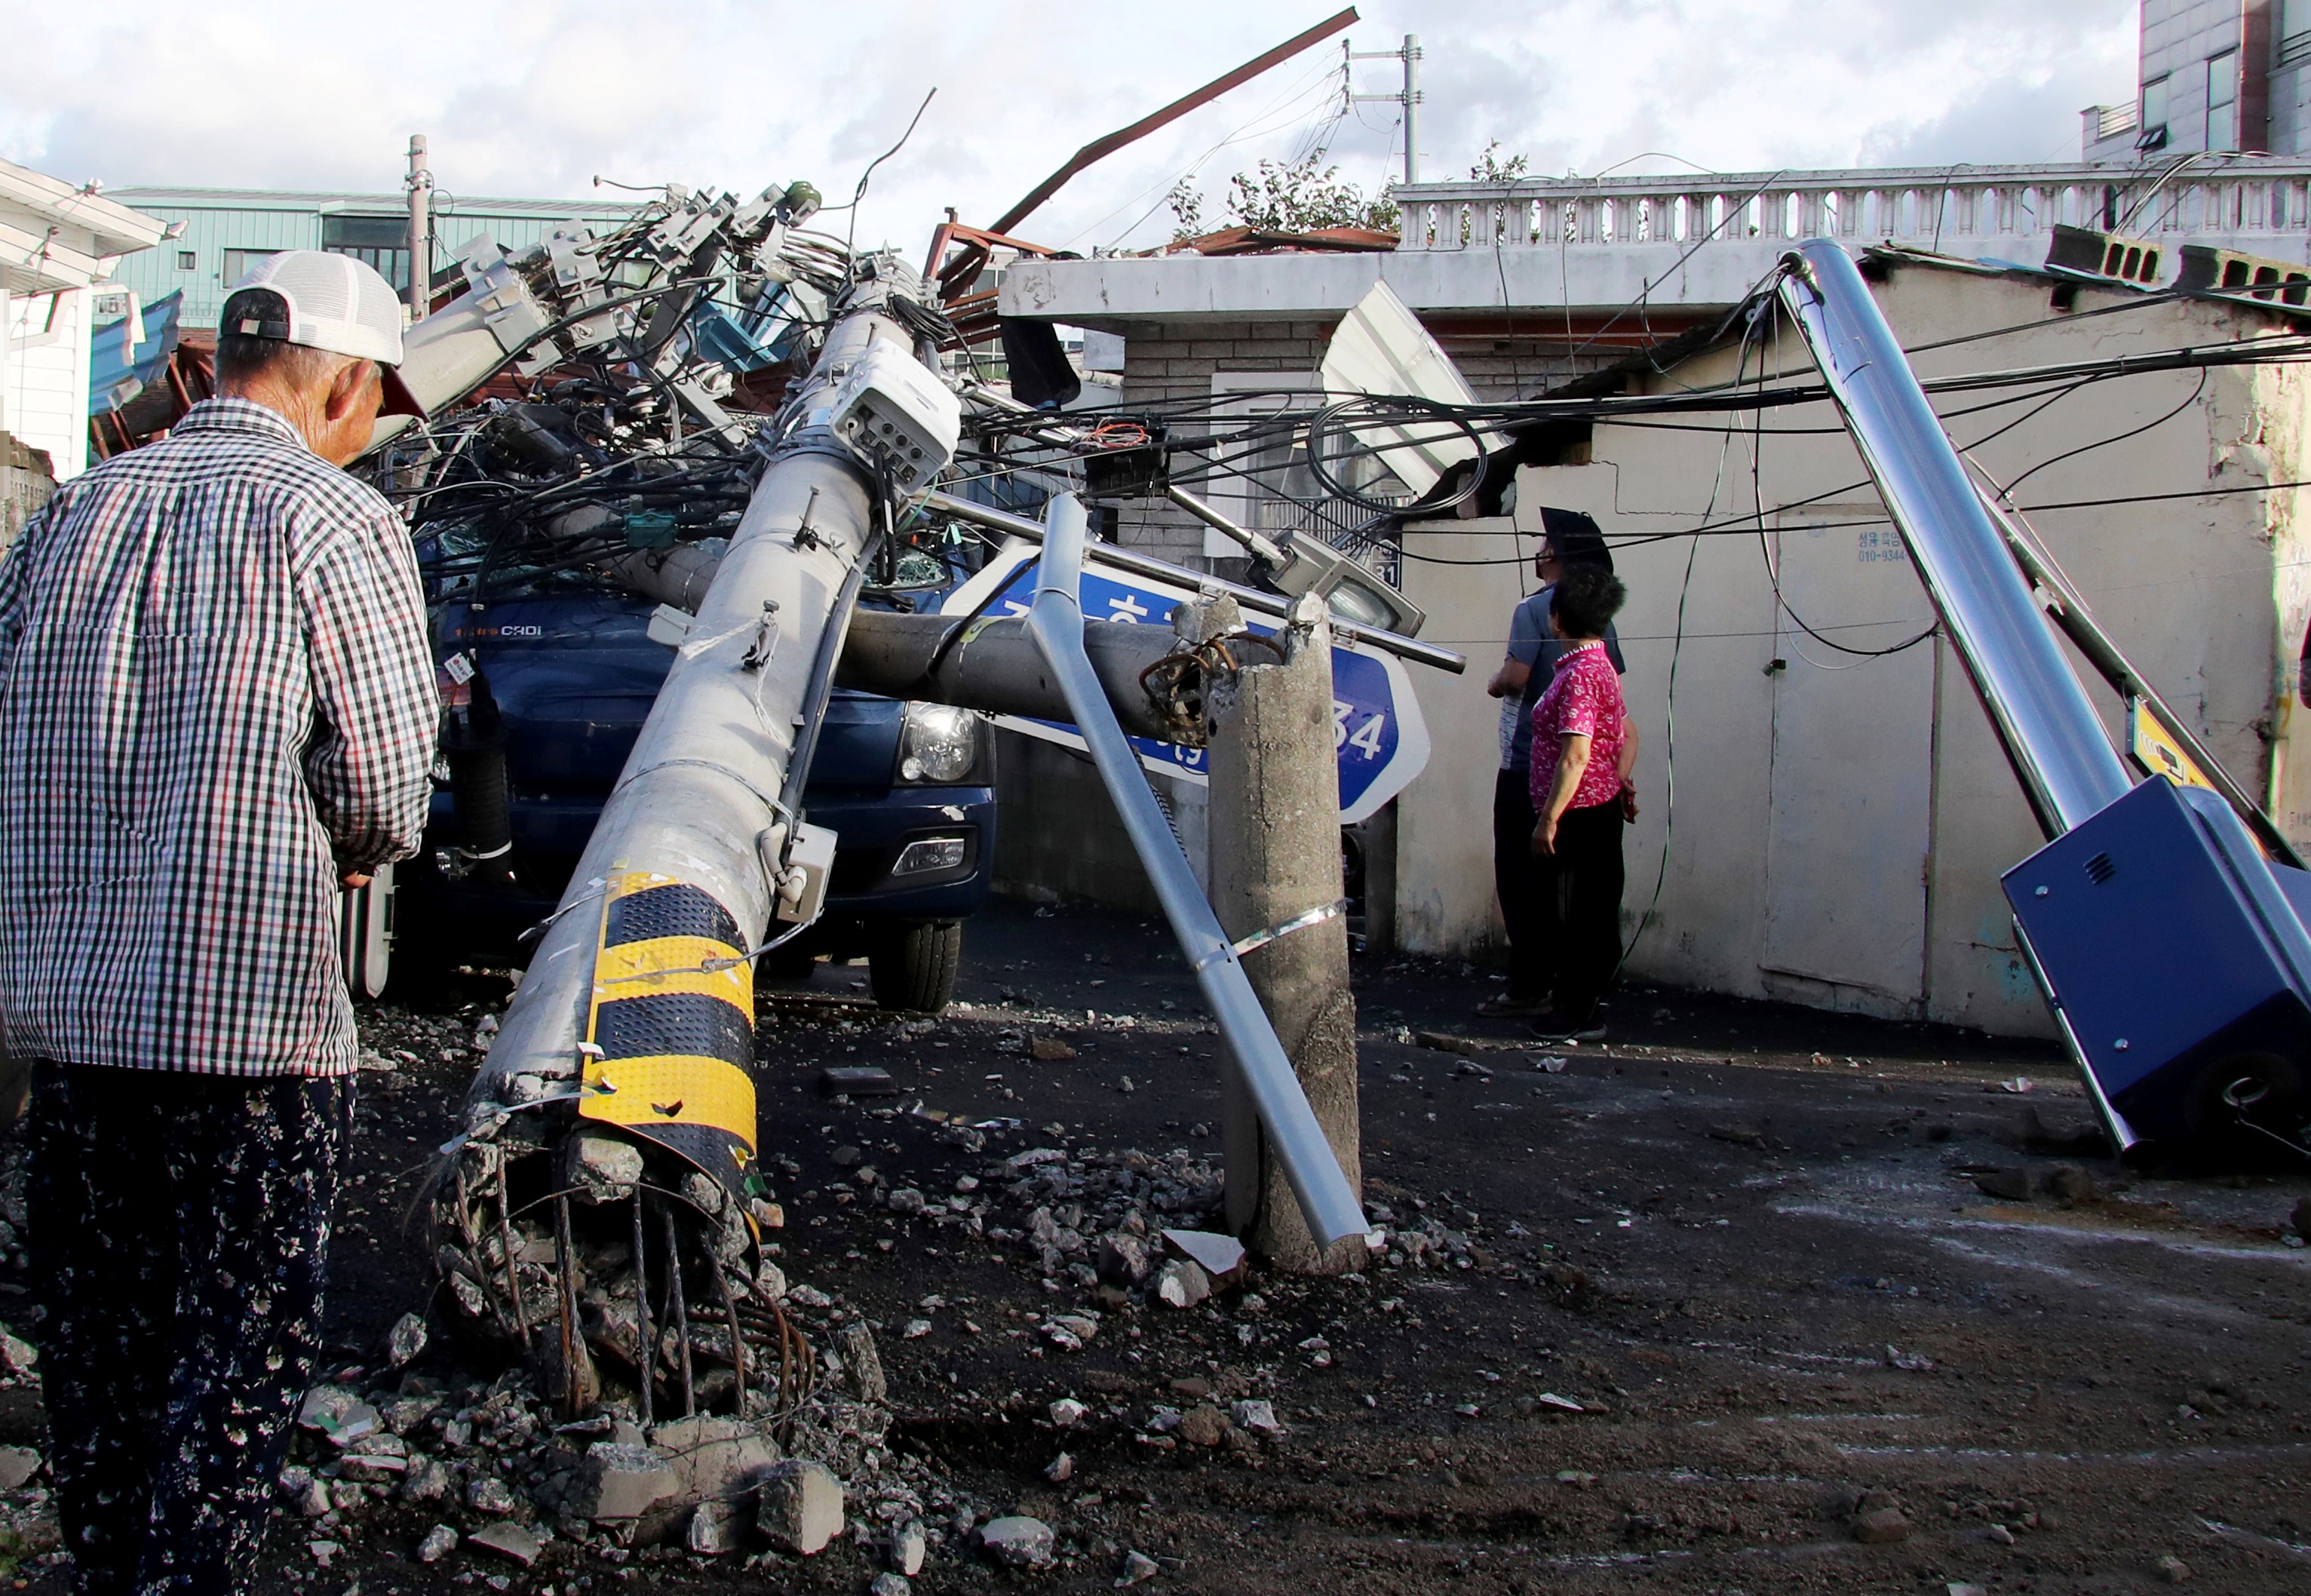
[834,610,1201,745]
[468,300,902,1108]
[1204,593,1364,1273]
[406,136,431,321]
[1402,34,1420,189]
[594,550,1203,744]
[1027,496,1370,1250]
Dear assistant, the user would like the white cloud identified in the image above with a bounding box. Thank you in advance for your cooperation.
[1,0,2138,256]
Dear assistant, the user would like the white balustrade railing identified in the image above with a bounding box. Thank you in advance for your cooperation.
[1392,160,2311,257]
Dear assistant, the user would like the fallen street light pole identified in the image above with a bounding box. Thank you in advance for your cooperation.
[920,490,1467,677]
[1024,494,1372,1251]
[1777,238,2311,1165]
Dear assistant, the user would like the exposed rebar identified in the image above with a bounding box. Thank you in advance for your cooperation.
[630,1189,653,1426]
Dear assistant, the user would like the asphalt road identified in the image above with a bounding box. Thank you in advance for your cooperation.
[4,895,2307,1595]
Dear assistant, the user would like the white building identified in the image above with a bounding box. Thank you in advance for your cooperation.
[0,157,169,488]
[996,158,2311,1036]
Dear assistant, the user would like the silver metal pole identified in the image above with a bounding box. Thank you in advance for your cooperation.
[921,490,1466,675]
[1026,494,1370,1250]
[1775,241,2131,836]
[406,135,432,321]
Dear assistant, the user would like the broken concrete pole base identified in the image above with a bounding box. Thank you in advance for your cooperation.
[755,1459,844,1555]
[649,1414,781,1505]
[572,1441,678,1522]
[566,1132,645,1204]
[1200,593,1363,1275]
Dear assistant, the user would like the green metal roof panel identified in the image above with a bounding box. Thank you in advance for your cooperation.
[101,189,643,328]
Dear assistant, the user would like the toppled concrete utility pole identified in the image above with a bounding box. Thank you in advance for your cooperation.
[440,253,959,1416]
[1198,594,1364,1273]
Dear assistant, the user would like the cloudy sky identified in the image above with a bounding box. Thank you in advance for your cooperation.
[1,0,2138,253]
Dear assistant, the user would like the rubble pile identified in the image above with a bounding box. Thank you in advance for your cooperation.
[274,1271,999,1582]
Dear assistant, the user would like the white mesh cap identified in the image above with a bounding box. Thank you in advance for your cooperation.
[225,250,425,416]
[227,250,406,365]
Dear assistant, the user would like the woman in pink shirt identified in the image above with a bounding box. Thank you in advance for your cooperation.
[1529,566,1640,1043]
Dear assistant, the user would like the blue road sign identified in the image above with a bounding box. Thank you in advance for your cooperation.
[941,548,1430,824]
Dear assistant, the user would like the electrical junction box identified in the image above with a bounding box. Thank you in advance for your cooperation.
[775,822,839,925]
[2003,775,2311,1159]
[830,342,960,490]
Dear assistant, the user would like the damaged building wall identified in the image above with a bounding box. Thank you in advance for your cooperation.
[1100,315,1622,574]
[1395,256,2311,1037]
[2,288,92,482]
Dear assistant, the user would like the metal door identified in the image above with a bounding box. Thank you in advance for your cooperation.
[1759,517,1937,1004]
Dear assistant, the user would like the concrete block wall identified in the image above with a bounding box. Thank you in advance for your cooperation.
[1103,315,1618,570]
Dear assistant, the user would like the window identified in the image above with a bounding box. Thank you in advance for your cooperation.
[2140,74,2171,149]
[2286,0,2311,68]
[219,248,274,287]
[2208,51,2239,152]
[321,214,409,293]
[176,250,195,272]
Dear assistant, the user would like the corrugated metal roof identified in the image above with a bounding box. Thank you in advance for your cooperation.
[102,188,646,329]
[109,186,641,220]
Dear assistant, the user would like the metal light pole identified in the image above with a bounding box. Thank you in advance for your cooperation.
[1775,241,2131,838]
[405,135,432,321]
[1025,496,1371,1251]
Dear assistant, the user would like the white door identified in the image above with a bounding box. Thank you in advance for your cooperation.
[1759,517,1937,1005]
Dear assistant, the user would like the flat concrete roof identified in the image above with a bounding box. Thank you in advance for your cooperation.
[999,242,1800,329]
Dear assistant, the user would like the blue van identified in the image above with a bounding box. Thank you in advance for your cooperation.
[393,581,996,1012]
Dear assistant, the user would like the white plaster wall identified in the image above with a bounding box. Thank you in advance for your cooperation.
[2,287,88,480]
[1393,519,1544,959]
[1395,262,2308,1039]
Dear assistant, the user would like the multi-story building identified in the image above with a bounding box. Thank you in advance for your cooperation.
[2079,1,2311,159]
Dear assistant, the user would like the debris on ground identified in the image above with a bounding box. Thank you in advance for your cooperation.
[977,1514,1056,1569]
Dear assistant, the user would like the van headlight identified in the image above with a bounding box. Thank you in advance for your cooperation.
[899,702,978,783]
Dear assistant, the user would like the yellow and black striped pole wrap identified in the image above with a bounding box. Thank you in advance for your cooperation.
[579,871,760,1204]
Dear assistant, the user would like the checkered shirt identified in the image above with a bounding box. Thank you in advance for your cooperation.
[0,398,436,1076]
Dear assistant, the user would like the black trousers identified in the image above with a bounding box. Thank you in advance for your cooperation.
[1491,769,1551,1002]
[1544,799,1627,1026]
[27,1062,352,1596]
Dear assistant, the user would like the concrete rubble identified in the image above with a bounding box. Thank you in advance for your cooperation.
[977,1515,1057,1569]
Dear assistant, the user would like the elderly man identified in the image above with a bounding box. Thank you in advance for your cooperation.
[0,251,436,1594]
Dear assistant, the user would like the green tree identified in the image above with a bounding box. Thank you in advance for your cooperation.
[1470,140,1531,183]
[1168,156,1399,242]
